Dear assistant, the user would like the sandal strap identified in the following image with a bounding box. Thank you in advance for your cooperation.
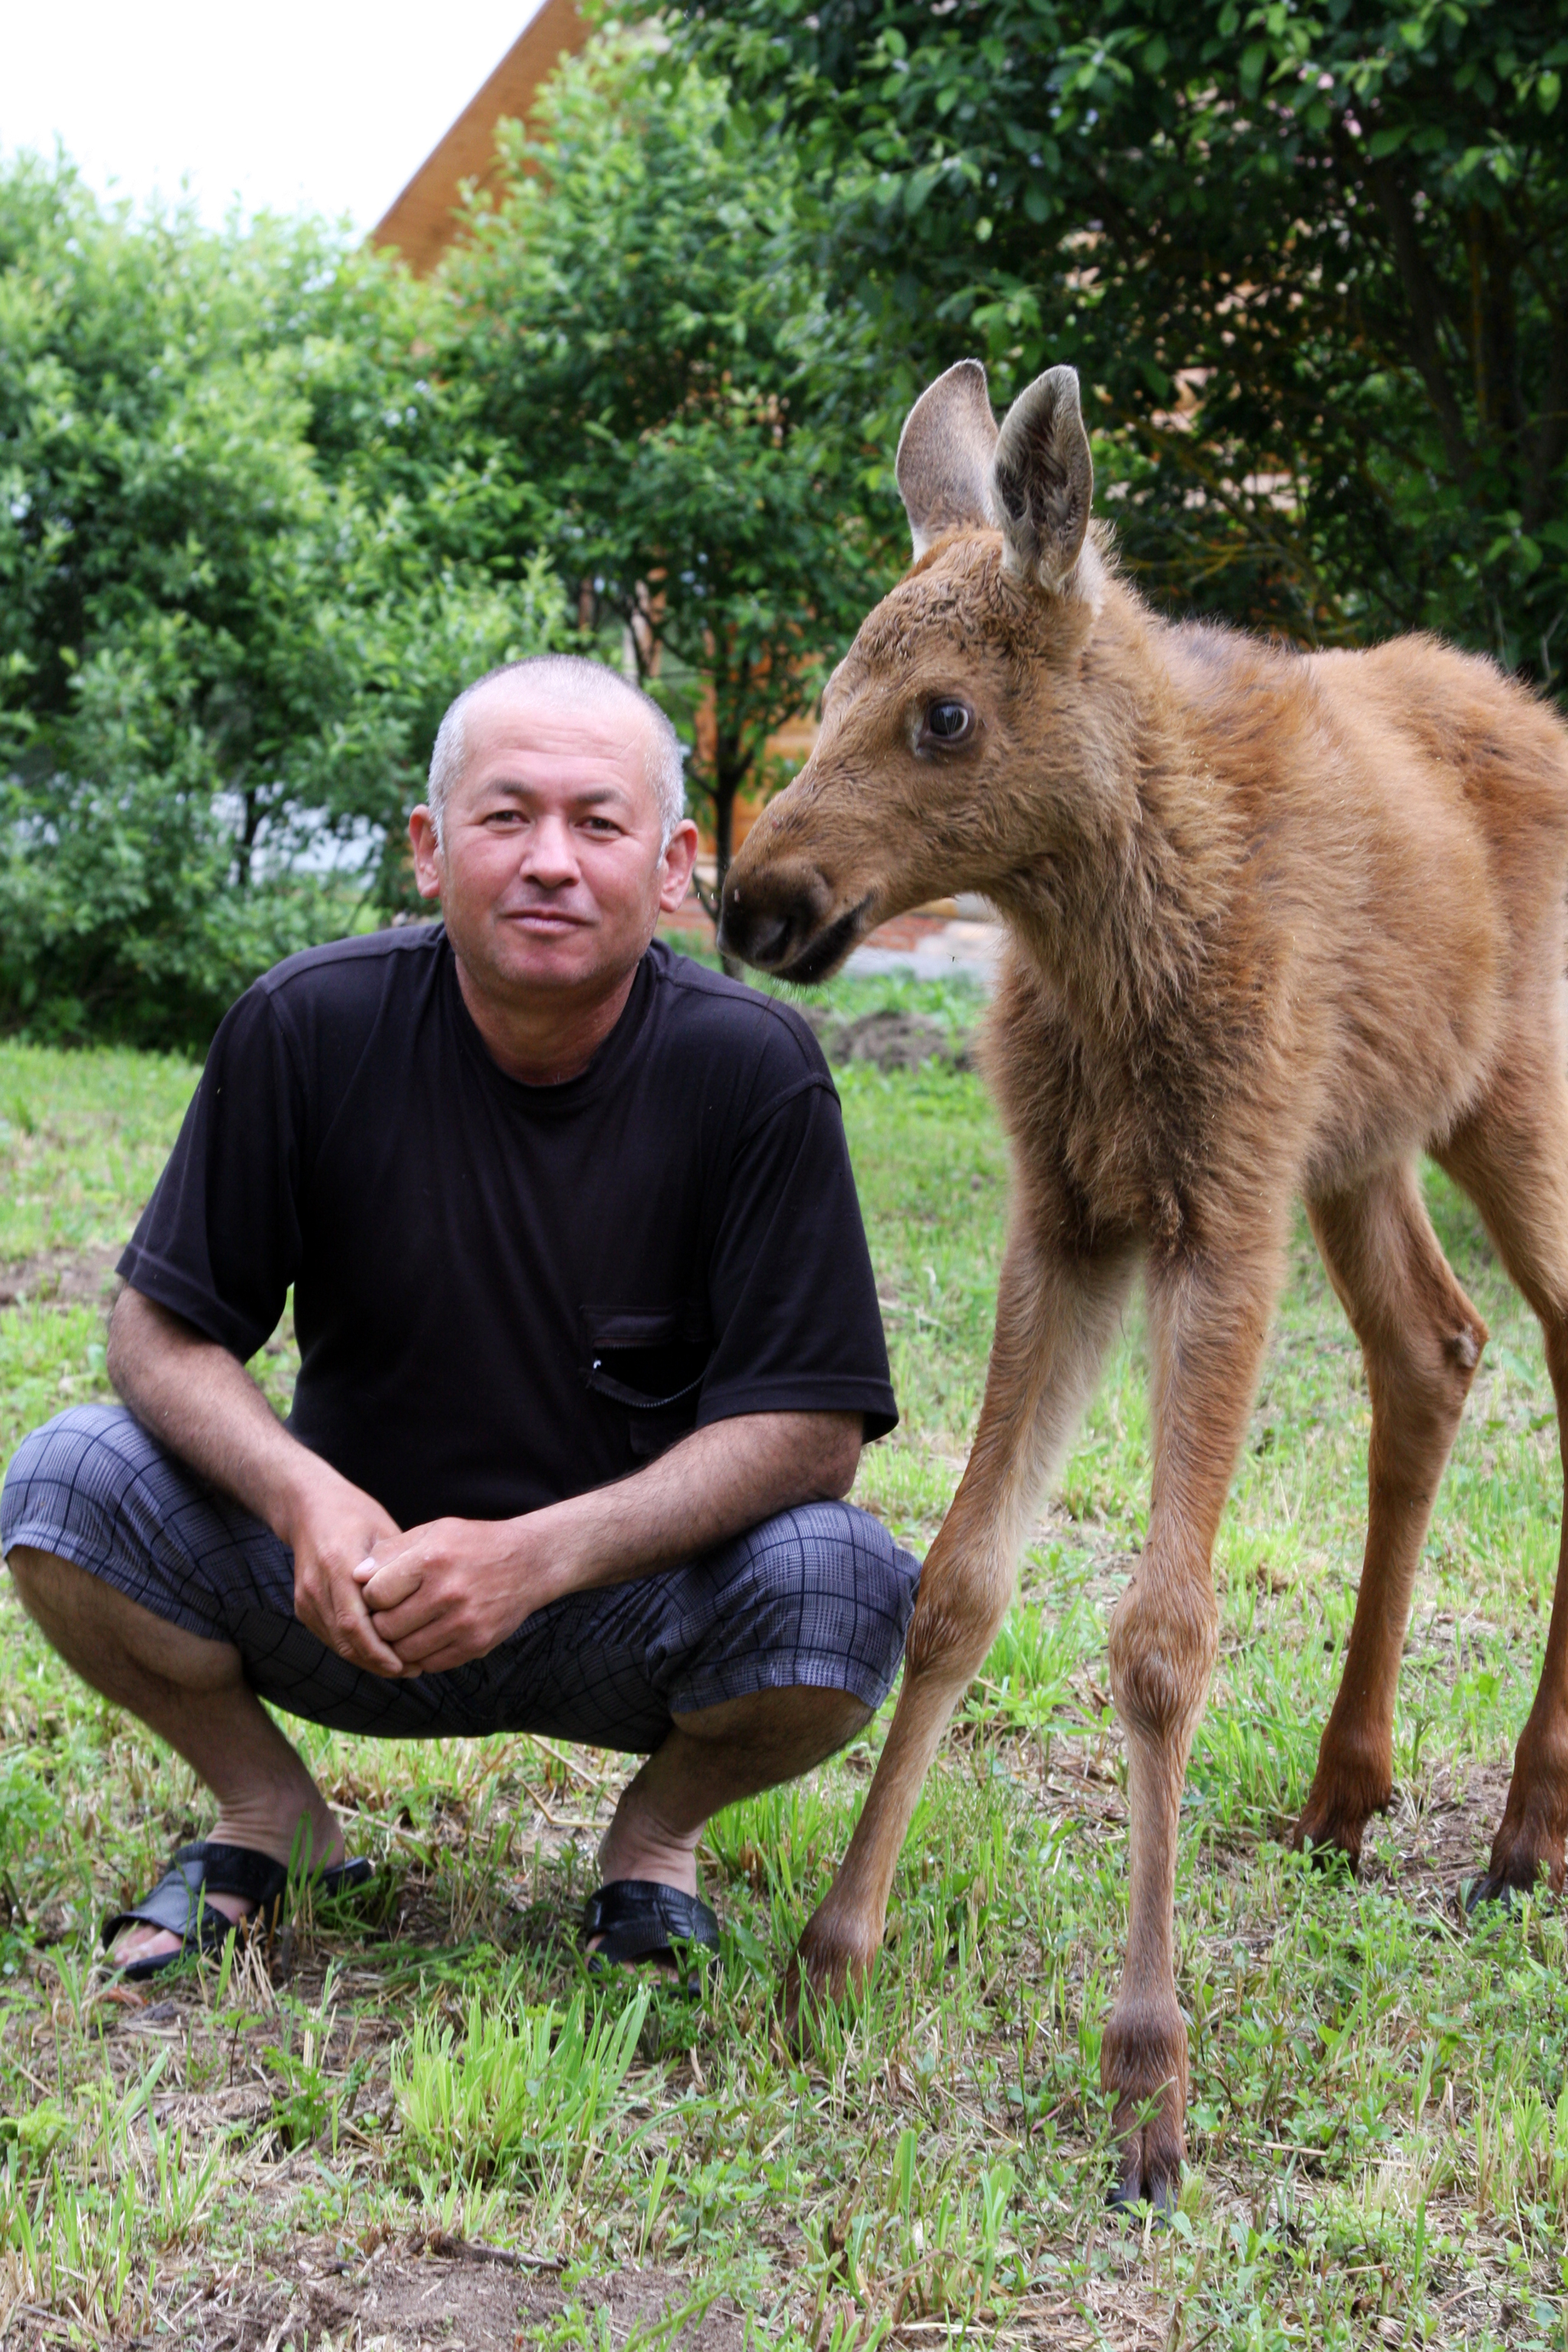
[102,1841,289,1951]
[580,1879,720,1965]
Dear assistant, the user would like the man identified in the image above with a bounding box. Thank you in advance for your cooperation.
[1,655,918,1978]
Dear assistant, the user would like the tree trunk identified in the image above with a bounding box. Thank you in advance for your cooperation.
[714,743,743,980]
[235,783,260,890]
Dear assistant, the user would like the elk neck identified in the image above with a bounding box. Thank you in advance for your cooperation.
[985,588,1246,1057]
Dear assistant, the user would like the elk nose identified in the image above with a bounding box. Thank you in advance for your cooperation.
[717,877,789,969]
[719,900,789,969]
[720,862,835,973]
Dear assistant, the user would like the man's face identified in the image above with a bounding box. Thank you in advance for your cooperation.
[410,683,697,1001]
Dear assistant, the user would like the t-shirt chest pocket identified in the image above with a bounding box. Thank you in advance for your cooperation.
[581,1304,714,1460]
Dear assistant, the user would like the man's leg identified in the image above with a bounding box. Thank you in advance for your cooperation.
[596,1684,872,1895]
[2,1403,466,1968]
[8,1546,342,1966]
[577,1498,920,1920]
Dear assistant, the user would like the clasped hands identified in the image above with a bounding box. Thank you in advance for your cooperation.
[289,1475,567,1679]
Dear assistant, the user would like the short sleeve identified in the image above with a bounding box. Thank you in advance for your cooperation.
[117,982,305,1362]
[696,1070,897,1440]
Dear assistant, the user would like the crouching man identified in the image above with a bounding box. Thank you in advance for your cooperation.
[1,655,916,1978]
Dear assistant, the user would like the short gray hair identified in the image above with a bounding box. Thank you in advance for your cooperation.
[426,656,685,848]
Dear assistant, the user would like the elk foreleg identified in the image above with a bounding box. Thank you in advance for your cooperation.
[787,1220,1137,2019]
[1101,1233,1285,2210]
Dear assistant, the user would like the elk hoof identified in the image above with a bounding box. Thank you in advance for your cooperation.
[1100,2001,1187,2220]
[779,1906,878,2041]
[1290,1774,1390,1872]
[1108,2112,1183,2216]
[1465,1834,1559,1915]
[1290,1813,1364,1873]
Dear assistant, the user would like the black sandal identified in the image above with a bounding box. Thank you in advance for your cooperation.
[102,1841,373,1981]
[581,1880,720,1995]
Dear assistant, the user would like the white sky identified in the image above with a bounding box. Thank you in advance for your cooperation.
[2,2,544,234]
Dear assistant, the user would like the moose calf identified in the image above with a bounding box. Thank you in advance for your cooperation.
[719,358,1568,2208]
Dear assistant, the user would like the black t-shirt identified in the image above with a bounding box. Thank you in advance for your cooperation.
[119,929,897,1531]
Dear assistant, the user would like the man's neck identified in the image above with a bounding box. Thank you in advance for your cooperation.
[452,952,642,1086]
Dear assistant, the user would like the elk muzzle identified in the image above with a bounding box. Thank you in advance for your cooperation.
[718,860,876,985]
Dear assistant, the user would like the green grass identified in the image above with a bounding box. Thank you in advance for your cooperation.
[2,1007,1568,2345]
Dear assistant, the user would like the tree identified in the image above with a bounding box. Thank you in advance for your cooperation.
[435,34,905,926]
[684,0,1568,680]
[0,157,566,1046]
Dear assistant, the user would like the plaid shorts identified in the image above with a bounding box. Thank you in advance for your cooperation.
[2,1405,921,1754]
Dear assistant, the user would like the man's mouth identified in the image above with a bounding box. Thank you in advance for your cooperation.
[505,906,590,932]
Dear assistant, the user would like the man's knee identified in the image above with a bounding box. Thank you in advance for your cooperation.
[5,1538,240,1694]
[675,1678,872,1749]
[7,1540,114,1664]
[671,1681,874,1790]
[711,1499,921,1703]
[8,1539,115,1641]
[7,1541,51,1612]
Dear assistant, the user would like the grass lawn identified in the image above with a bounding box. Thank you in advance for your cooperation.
[2,968,1568,2348]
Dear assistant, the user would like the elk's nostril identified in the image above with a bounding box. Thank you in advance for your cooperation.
[733,911,789,968]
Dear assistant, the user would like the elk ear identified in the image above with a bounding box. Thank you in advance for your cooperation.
[991,365,1093,591]
[895,359,999,559]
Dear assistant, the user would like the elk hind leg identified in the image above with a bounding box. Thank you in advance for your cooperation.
[789,1224,1136,2017]
[1293,1164,1486,1867]
[1440,1077,1568,1904]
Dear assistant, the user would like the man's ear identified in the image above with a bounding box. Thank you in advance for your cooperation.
[991,365,1093,591]
[895,359,999,559]
[658,818,700,914]
[409,804,443,900]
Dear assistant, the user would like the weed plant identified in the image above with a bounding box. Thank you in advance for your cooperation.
[2,1021,1568,2343]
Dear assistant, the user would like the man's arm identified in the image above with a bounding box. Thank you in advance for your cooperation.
[106,1285,407,1674]
[357,1409,864,1677]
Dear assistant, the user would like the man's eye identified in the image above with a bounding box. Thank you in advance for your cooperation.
[922,698,974,745]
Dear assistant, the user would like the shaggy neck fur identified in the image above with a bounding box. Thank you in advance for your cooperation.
[988,578,1244,1055]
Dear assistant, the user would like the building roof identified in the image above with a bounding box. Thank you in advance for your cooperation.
[371,0,590,276]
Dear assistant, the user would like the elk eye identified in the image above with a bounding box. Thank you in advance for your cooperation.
[923,698,973,746]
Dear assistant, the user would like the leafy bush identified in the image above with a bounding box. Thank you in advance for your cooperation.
[0,156,566,1049]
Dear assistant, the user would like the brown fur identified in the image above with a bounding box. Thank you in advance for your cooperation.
[719,360,1568,2208]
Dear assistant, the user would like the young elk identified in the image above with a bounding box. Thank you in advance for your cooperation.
[719,358,1568,2208]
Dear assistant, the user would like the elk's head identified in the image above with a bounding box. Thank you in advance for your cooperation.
[719,358,1105,982]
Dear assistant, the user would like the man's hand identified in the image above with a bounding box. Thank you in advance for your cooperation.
[107,1287,410,1678]
[353,1409,862,1679]
[285,1474,408,1677]
[354,1517,556,1677]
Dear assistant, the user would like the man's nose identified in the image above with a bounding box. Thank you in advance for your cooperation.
[521,815,580,886]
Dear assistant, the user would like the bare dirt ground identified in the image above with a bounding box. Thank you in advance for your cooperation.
[799,1008,974,1074]
[2,2244,750,2351]
[0,1244,122,1312]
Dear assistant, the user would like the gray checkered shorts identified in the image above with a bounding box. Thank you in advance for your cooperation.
[2,1406,921,1753]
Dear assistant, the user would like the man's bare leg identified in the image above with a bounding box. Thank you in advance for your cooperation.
[11,1545,871,1962]
[595,1685,873,1896]
[7,1545,341,1966]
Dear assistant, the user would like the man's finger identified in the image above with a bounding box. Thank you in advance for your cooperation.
[398,1638,472,1676]
[367,1588,455,1648]
[381,1612,473,1668]
[336,1582,408,1675]
[314,1563,408,1677]
[348,1622,409,1677]
[360,1557,424,1612]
